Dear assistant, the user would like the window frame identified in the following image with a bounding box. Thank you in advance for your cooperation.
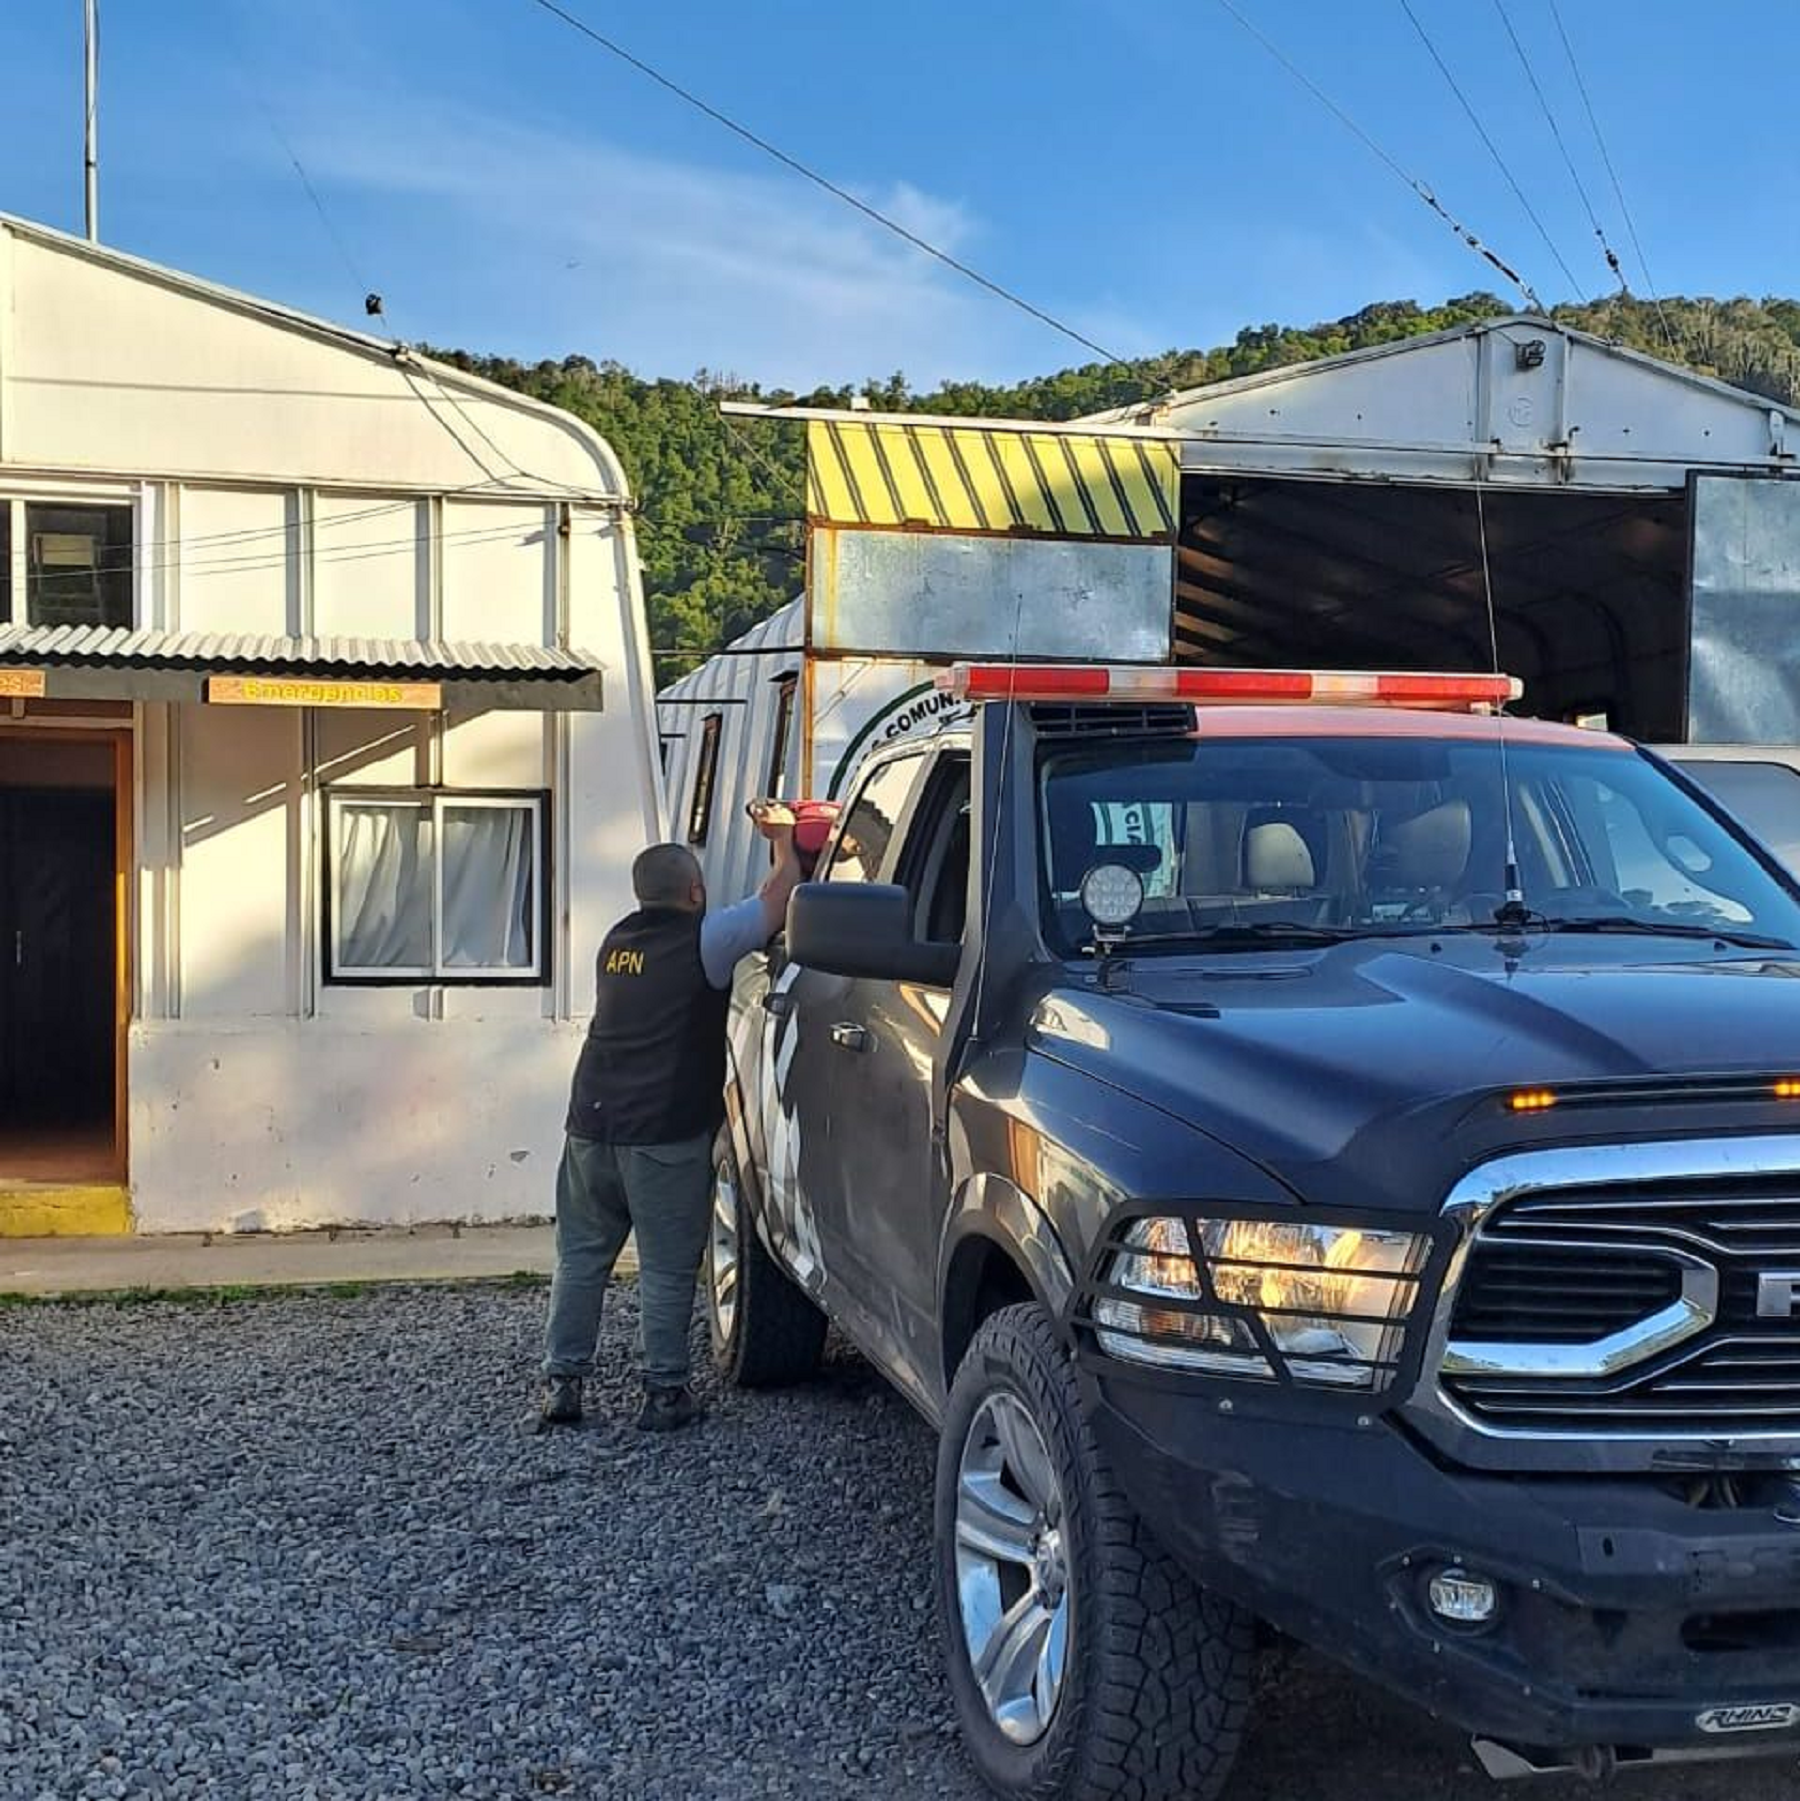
[893,751,974,953]
[688,713,724,846]
[10,497,136,630]
[766,672,799,799]
[3,493,139,630]
[322,786,552,986]
[822,751,926,885]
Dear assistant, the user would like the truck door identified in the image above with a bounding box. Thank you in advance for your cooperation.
[768,751,926,1311]
[811,750,972,1400]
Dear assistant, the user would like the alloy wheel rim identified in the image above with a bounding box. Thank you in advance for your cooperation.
[708,1164,740,1346]
[953,1390,1071,1745]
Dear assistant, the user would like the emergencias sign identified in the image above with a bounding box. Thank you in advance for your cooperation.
[207,675,443,709]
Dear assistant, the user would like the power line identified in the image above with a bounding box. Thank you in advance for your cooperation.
[1212,0,1541,311]
[518,0,1125,368]
[1492,0,1625,293]
[1546,0,1678,354]
[1398,0,1576,303]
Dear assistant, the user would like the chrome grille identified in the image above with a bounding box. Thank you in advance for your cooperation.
[1451,1243,1684,1343]
[1444,1179,1800,1434]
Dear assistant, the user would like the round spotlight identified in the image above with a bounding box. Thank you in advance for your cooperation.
[1080,862,1145,931]
[1427,1566,1499,1627]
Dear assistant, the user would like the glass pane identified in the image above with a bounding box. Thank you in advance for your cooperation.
[689,716,722,846]
[335,803,431,970]
[1036,737,1800,954]
[26,504,133,629]
[440,805,536,971]
[1675,760,1800,877]
[826,755,921,884]
[766,677,797,796]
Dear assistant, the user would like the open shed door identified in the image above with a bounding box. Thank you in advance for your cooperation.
[1689,474,1800,742]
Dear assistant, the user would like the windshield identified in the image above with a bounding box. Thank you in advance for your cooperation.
[1039,734,1800,954]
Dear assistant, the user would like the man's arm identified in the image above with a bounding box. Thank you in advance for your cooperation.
[697,801,801,990]
[747,799,803,941]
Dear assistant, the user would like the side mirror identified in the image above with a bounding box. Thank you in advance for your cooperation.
[787,882,961,986]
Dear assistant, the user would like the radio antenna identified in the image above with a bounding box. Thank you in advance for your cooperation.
[1476,476,1529,929]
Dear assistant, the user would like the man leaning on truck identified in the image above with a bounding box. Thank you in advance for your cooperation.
[539,800,802,1432]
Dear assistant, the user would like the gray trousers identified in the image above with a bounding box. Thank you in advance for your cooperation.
[542,1131,714,1389]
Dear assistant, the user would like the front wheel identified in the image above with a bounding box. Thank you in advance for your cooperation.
[707,1134,827,1388]
[934,1304,1253,1801]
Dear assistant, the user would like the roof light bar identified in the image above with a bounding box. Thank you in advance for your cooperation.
[936,663,1523,712]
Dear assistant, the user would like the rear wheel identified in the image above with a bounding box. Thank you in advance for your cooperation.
[935,1304,1253,1801]
[707,1134,826,1387]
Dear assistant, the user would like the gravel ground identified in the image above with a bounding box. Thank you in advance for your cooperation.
[2,1283,1795,1801]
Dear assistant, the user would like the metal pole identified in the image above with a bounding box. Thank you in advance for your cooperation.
[84,0,98,241]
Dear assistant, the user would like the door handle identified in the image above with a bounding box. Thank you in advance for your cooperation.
[830,1022,871,1053]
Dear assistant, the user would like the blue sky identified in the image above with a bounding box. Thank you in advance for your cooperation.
[3,1,1795,389]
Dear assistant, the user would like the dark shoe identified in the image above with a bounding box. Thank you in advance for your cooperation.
[636,1385,703,1433]
[537,1376,583,1430]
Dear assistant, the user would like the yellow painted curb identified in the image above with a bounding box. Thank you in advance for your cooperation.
[0,1185,133,1237]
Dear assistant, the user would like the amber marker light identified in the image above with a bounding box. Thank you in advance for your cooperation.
[1775,1079,1800,1099]
[1509,1089,1558,1113]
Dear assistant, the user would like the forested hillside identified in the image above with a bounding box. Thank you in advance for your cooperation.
[427,292,1800,679]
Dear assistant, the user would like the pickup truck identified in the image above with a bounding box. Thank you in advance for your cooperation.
[707,662,1800,1799]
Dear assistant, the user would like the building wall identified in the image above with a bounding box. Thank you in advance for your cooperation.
[123,503,660,1232]
[0,218,666,1232]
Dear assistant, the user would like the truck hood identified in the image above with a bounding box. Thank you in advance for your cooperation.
[1027,935,1800,1213]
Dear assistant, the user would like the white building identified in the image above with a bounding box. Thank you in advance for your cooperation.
[0,217,663,1236]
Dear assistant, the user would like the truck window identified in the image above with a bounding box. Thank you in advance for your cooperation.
[895,756,973,946]
[825,754,923,885]
[1037,736,1800,954]
[1673,759,1800,876]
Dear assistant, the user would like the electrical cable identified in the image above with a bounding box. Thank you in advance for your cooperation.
[1213,0,1542,310]
[1492,0,1626,293]
[1546,0,1678,354]
[1474,477,1528,923]
[1399,0,1578,302]
[518,0,1125,367]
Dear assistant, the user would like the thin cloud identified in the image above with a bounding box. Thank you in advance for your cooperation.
[267,91,1135,387]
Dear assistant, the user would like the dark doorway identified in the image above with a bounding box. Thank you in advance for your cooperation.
[0,761,119,1179]
[1175,476,1690,741]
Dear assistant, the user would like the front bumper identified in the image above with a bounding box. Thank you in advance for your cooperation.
[1088,1369,1800,1756]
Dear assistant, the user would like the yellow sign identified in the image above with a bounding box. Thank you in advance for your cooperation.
[208,675,443,710]
[806,420,1180,540]
[0,669,47,698]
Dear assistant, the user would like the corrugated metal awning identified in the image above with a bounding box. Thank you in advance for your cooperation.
[0,626,604,711]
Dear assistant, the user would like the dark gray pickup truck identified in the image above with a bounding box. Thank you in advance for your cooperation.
[707,663,1800,1799]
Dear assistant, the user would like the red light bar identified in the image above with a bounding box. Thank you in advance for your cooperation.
[936,663,1522,712]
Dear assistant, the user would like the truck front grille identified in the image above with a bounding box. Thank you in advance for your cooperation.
[1452,1243,1685,1343]
[1444,1178,1800,1434]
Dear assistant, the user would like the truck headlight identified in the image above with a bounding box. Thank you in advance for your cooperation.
[1092,1214,1431,1391]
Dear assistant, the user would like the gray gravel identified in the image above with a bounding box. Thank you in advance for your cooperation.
[2,1284,1794,1801]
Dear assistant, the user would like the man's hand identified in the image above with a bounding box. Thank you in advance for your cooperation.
[747,798,796,842]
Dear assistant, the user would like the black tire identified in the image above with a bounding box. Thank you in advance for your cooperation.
[934,1304,1253,1801]
[707,1133,827,1388]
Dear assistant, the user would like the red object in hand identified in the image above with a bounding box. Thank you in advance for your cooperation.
[793,800,840,861]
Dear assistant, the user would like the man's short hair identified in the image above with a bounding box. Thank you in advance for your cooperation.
[633,843,703,906]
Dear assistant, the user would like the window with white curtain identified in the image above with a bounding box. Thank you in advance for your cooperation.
[326,791,547,982]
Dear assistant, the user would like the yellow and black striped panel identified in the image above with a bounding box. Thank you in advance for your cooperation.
[806,420,1179,540]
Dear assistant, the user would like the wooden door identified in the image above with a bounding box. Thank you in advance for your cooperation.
[0,788,116,1127]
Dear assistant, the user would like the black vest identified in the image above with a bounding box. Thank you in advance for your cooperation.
[565,906,731,1145]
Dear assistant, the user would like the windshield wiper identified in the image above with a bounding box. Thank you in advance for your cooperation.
[1115,922,1420,950]
[1520,915,1796,952]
